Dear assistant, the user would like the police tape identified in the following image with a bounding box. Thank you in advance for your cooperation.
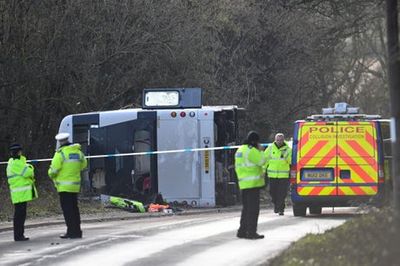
[0,143,272,165]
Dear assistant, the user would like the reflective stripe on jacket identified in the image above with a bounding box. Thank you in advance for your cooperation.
[264,142,292,178]
[235,145,266,190]
[48,144,87,193]
[7,155,38,204]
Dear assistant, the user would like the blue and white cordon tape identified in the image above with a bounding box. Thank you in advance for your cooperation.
[0,143,271,165]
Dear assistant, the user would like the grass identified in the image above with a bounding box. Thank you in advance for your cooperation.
[268,207,400,266]
[0,180,111,222]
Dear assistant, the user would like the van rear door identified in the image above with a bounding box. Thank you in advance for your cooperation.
[297,122,337,196]
[336,121,378,196]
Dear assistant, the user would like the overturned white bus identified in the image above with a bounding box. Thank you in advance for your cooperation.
[57,88,243,207]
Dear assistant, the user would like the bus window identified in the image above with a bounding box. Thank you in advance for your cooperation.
[214,110,239,206]
[132,130,152,194]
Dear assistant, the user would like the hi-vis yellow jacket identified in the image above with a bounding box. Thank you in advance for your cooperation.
[48,144,87,193]
[235,145,266,189]
[264,142,292,178]
[7,155,38,204]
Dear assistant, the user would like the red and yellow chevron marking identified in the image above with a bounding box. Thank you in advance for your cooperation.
[297,122,336,196]
[337,121,378,195]
[297,184,336,196]
[296,121,378,196]
[337,186,377,196]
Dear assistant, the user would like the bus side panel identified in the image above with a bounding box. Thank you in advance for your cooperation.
[336,121,378,196]
[157,112,201,202]
[198,110,215,207]
[297,122,337,197]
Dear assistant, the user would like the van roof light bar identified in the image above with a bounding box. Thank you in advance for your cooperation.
[347,107,360,114]
[306,114,381,121]
[320,102,360,115]
[334,102,348,114]
[322,108,334,115]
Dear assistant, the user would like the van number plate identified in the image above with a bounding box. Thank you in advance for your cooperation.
[301,169,333,181]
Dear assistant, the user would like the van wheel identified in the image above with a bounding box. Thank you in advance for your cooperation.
[293,204,307,217]
[309,206,322,215]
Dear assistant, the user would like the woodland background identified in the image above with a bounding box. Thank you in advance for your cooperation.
[0,0,390,166]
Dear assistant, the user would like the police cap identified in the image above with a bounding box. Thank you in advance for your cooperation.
[9,143,22,151]
[55,132,70,141]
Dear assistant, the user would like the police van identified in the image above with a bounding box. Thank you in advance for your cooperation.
[57,88,242,207]
[290,103,385,216]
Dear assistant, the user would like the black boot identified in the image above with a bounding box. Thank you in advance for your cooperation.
[15,236,29,241]
[59,233,70,239]
[246,233,264,239]
[236,231,247,239]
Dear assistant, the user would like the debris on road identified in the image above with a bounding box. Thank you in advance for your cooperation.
[101,194,146,213]
[148,203,171,213]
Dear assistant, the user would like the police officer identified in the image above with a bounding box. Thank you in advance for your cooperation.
[264,133,292,215]
[6,143,38,241]
[235,131,266,239]
[48,133,87,239]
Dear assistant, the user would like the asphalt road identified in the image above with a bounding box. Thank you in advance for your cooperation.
[0,208,357,266]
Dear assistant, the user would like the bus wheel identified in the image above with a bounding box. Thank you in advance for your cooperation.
[309,206,322,215]
[293,204,307,217]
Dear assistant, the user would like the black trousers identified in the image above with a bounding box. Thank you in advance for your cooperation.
[269,178,289,213]
[59,192,82,237]
[238,188,260,235]
[14,202,27,240]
